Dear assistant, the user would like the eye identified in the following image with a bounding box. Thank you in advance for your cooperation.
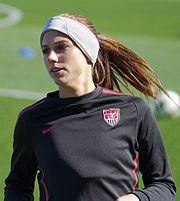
[56,44,68,52]
[42,48,50,55]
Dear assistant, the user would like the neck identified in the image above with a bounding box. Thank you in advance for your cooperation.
[58,82,96,98]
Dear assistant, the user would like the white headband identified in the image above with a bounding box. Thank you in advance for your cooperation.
[40,16,100,65]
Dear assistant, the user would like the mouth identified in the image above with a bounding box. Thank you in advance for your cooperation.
[50,67,65,73]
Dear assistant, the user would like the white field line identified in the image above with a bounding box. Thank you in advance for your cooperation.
[0,3,23,28]
[0,88,45,100]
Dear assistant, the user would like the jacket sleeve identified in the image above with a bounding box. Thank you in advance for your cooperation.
[132,98,176,201]
[4,113,38,201]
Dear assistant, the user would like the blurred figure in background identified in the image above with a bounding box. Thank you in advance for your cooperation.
[152,89,180,118]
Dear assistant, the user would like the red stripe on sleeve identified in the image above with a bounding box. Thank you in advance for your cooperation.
[38,166,49,201]
[133,154,138,190]
[16,100,45,124]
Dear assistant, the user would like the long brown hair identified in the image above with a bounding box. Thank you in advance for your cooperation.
[59,13,167,100]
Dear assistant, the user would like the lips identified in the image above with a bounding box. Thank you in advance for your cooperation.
[50,66,65,73]
[51,68,61,72]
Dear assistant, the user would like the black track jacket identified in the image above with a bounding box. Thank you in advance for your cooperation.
[4,86,176,201]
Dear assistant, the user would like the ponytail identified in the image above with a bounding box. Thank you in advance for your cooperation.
[94,33,168,100]
[59,13,168,100]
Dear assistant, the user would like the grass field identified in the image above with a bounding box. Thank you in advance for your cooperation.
[0,0,180,200]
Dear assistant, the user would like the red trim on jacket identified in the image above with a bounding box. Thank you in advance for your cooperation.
[16,100,45,124]
[38,166,49,201]
[133,154,138,190]
[102,89,129,96]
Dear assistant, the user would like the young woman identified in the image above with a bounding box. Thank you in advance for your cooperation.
[4,13,176,201]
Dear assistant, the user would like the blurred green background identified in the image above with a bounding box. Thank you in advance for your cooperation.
[0,0,180,200]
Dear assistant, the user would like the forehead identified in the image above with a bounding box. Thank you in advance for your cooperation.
[41,30,72,46]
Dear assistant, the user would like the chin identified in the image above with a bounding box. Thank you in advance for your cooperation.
[54,78,68,87]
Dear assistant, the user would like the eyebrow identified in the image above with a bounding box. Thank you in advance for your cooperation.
[41,40,71,48]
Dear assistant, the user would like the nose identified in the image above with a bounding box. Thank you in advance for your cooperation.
[48,50,58,63]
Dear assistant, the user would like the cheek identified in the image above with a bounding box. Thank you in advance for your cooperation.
[59,56,65,63]
[43,57,48,68]
[70,48,88,66]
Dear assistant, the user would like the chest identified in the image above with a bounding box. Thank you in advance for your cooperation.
[29,105,137,177]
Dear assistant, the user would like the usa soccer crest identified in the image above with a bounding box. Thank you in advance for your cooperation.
[103,108,120,126]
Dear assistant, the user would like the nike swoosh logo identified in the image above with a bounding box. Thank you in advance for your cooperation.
[42,125,56,134]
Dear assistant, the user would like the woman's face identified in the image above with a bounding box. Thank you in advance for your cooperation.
[41,30,92,88]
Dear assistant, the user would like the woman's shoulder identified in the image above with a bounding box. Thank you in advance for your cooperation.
[100,87,152,113]
[17,98,46,122]
[101,87,148,103]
